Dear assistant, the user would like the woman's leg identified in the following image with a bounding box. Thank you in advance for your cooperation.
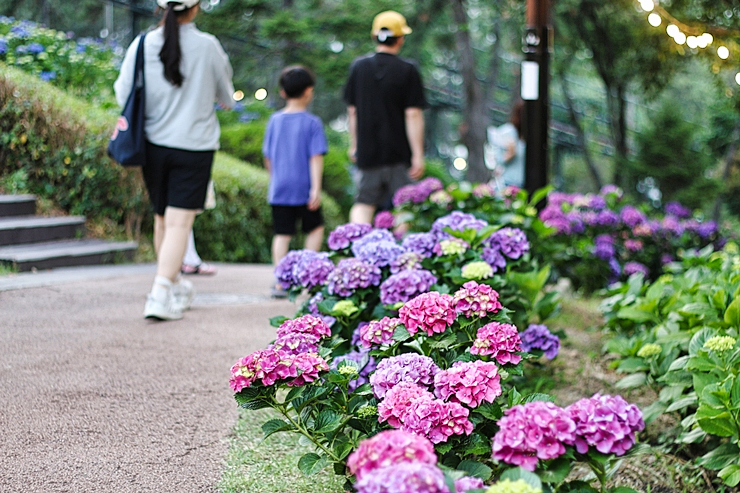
[153,214,165,255]
[156,206,197,282]
[182,228,202,267]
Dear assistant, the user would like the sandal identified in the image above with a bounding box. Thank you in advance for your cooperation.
[181,262,218,276]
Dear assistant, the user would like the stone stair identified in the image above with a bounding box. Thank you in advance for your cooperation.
[0,195,138,272]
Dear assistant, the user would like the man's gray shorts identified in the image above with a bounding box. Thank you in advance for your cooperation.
[355,163,411,207]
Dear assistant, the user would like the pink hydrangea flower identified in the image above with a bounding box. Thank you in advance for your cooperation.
[229,348,328,390]
[455,476,486,493]
[470,322,522,365]
[275,314,331,340]
[354,462,448,493]
[452,281,503,318]
[399,292,457,337]
[492,401,576,471]
[272,332,321,354]
[370,353,440,399]
[347,429,437,481]
[378,382,435,428]
[374,211,395,229]
[360,317,402,348]
[288,352,330,387]
[434,360,502,408]
[567,393,645,456]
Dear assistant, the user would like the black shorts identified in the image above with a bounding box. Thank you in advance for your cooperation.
[142,142,214,216]
[355,163,411,207]
[272,205,324,235]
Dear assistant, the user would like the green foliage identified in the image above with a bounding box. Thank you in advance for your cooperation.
[194,153,344,263]
[630,102,718,210]
[219,122,266,166]
[0,63,149,236]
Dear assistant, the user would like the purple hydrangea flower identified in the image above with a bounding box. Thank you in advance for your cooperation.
[390,251,423,273]
[374,211,395,229]
[487,227,530,259]
[600,184,623,197]
[623,261,649,277]
[274,250,311,289]
[307,292,336,328]
[624,239,643,252]
[481,246,507,273]
[659,216,684,236]
[455,476,485,493]
[431,212,488,241]
[353,240,405,268]
[351,228,397,254]
[295,252,334,289]
[380,269,438,305]
[39,71,57,81]
[327,223,372,250]
[595,209,619,227]
[520,324,560,359]
[567,393,645,456]
[354,462,448,493]
[665,201,691,219]
[0,39,7,55]
[331,349,377,392]
[27,42,44,54]
[620,206,646,228]
[472,183,495,198]
[594,234,615,260]
[588,194,606,210]
[696,220,718,239]
[402,233,437,258]
[326,258,382,297]
[360,317,401,347]
[370,353,440,399]
[660,254,673,265]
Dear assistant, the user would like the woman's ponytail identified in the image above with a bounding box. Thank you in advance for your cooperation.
[159,5,184,87]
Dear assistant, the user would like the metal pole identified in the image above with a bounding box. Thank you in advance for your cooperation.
[522,0,551,198]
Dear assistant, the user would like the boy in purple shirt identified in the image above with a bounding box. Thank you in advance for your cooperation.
[262,65,328,297]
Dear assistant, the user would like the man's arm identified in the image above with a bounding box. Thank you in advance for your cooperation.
[308,154,324,211]
[405,107,425,180]
[347,105,357,163]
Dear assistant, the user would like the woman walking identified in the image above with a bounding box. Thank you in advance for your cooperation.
[114,0,235,320]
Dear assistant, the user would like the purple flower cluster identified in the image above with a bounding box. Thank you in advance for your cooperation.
[593,234,615,260]
[326,258,382,297]
[327,223,372,250]
[470,322,522,365]
[331,349,377,392]
[452,281,502,318]
[623,261,649,277]
[455,476,486,493]
[306,292,336,328]
[402,233,438,258]
[665,201,691,219]
[431,211,489,241]
[487,227,530,260]
[347,429,437,481]
[567,393,645,456]
[520,324,560,359]
[354,239,405,268]
[433,360,502,408]
[360,317,402,347]
[399,292,457,337]
[370,353,440,399]
[355,462,448,493]
[390,251,423,273]
[351,228,397,253]
[620,206,646,228]
[374,211,395,229]
[392,177,444,208]
[380,269,438,305]
[492,401,577,471]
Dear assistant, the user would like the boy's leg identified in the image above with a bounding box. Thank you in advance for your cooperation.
[349,203,376,225]
[304,225,325,252]
[272,234,292,266]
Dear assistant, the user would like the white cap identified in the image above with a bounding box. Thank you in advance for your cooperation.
[157,0,200,11]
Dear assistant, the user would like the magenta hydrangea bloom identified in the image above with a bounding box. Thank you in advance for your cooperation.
[354,462,448,493]
[295,253,334,289]
[402,233,438,259]
[455,476,486,493]
[665,201,691,219]
[520,324,560,360]
[273,332,321,354]
[326,258,383,297]
[619,205,646,228]
[327,223,372,250]
[370,354,440,399]
[354,240,406,268]
[378,382,435,427]
[492,401,577,471]
[452,281,503,318]
[360,317,402,347]
[274,250,309,288]
[433,360,502,408]
[623,261,649,277]
[402,394,474,444]
[229,348,329,390]
[399,292,457,337]
[275,314,331,340]
[374,211,395,229]
[390,251,424,273]
[567,393,645,456]
[289,352,331,387]
[470,322,522,365]
[347,429,438,481]
[380,269,438,305]
[472,183,495,198]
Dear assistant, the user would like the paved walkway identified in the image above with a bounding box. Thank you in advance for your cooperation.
[0,263,297,492]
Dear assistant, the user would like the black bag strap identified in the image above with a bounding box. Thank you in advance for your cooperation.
[133,33,146,90]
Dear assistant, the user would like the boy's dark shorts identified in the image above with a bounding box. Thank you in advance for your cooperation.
[355,163,411,207]
[272,205,324,235]
[143,142,214,216]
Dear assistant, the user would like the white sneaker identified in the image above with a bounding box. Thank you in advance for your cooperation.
[172,278,195,312]
[144,291,183,321]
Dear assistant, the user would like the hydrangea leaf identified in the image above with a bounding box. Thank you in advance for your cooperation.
[297,452,327,475]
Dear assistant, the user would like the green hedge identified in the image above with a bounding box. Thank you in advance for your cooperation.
[194,153,344,264]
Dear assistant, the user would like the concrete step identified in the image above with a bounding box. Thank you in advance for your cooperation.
[0,195,36,217]
[0,239,138,272]
[0,216,86,246]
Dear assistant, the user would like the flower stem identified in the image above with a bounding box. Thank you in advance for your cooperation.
[277,404,342,462]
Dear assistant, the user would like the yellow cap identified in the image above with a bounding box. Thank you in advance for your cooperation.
[372,11,412,38]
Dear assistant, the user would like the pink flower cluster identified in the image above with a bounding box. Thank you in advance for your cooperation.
[470,322,522,365]
[275,314,331,340]
[229,348,329,392]
[347,429,437,480]
[492,401,577,471]
[452,281,503,318]
[355,462,448,493]
[433,360,502,408]
[567,393,645,456]
[378,383,474,444]
[399,292,457,336]
[272,332,321,354]
[455,476,486,493]
[360,317,402,347]
[370,353,440,399]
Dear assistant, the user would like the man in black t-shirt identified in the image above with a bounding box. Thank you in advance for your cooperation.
[343,10,427,225]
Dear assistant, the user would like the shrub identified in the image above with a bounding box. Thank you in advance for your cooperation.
[194,153,344,263]
[0,63,149,237]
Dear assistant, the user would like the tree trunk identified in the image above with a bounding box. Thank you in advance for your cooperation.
[484,15,501,121]
[451,0,489,183]
[713,119,740,221]
[557,69,603,190]
[607,84,628,187]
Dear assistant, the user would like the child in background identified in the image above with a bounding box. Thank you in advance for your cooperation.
[262,65,327,298]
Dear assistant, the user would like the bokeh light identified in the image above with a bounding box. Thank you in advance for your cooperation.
[233,90,244,101]
[647,13,662,27]
[717,46,730,60]
[453,158,467,171]
[255,88,268,101]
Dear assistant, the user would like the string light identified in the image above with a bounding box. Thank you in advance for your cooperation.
[686,36,698,49]
[736,73,740,86]
[648,13,662,27]
[666,24,680,37]
[717,46,730,59]
[638,0,654,12]
[673,32,686,45]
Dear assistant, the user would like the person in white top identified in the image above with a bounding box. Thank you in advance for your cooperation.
[114,0,235,321]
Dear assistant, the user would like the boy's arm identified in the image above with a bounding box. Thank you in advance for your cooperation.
[307,154,323,211]
[264,157,271,173]
[347,105,357,162]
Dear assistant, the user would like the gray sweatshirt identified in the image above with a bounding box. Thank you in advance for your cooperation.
[114,23,235,151]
